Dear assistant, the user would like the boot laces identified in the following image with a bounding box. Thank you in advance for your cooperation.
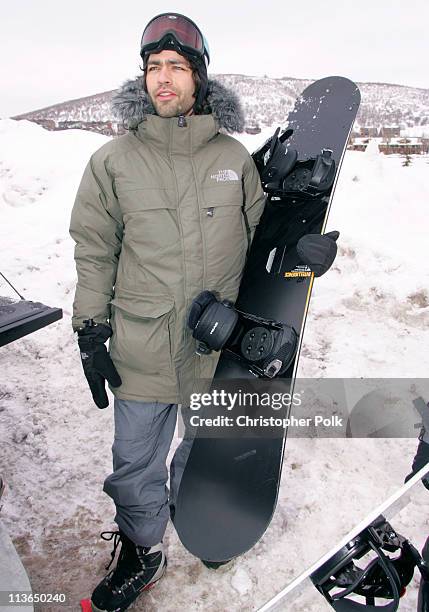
[100,530,155,593]
[101,531,124,571]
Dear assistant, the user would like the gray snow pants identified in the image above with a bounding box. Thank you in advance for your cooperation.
[103,399,193,547]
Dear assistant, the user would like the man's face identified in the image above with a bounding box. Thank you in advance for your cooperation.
[145,49,196,117]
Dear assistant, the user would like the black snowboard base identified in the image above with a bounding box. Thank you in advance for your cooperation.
[173,76,361,562]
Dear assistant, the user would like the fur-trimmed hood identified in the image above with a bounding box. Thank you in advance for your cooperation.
[111,76,245,134]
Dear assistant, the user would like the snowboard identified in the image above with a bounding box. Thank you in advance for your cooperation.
[258,464,429,612]
[172,77,361,562]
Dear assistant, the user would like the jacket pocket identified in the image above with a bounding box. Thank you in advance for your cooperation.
[109,293,175,375]
[200,184,247,287]
[120,199,179,289]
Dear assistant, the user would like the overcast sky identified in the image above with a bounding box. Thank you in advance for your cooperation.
[1,0,427,117]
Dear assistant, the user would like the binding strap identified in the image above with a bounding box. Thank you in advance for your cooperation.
[312,517,422,612]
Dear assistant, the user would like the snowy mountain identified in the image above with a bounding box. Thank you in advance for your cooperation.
[11,74,429,131]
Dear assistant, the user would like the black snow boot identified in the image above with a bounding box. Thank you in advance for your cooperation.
[91,530,166,612]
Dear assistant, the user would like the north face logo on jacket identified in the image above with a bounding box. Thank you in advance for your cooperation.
[210,169,239,182]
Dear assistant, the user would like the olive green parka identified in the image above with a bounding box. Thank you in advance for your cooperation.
[70,77,266,404]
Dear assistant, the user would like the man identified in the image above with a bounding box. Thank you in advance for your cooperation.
[70,13,337,612]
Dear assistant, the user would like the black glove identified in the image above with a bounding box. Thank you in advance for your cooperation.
[296,230,339,277]
[77,319,122,409]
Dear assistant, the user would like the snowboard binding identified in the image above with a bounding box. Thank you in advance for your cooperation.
[311,515,425,611]
[252,126,297,191]
[188,291,298,378]
[252,127,336,200]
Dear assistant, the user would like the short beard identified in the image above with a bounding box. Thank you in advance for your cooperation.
[154,101,184,117]
[150,96,194,118]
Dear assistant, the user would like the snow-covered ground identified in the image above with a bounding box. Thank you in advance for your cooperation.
[0,119,428,611]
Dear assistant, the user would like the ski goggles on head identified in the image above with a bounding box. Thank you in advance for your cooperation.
[140,13,210,65]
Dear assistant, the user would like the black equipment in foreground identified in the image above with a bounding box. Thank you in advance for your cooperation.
[0,296,63,347]
[258,466,429,611]
[312,516,422,611]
